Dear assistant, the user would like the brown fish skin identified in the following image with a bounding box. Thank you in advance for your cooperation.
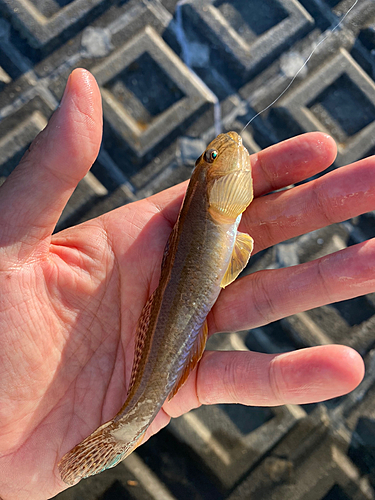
[58,131,254,485]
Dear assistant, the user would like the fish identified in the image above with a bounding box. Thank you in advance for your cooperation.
[58,131,254,485]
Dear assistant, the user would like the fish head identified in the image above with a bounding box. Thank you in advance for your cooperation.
[196,131,253,222]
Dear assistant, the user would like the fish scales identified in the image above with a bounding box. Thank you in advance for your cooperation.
[58,131,254,485]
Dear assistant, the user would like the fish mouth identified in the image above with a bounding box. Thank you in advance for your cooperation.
[224,131,242,145]
[203,131,251,176]
[208,131,243,153]
[214,135,250,176]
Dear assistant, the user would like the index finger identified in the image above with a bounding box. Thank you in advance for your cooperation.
[251,132,337,197]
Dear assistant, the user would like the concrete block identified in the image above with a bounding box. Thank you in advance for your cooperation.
[181,0,313,77]
[274,49,375,165]
[169,332,306,488]
[228,407,374,500]
[51,452,177,500]
[93,26,215,156]
[0,0,109,49]
[0,93,52,174]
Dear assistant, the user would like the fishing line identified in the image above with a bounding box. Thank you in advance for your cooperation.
[241,0,359,134]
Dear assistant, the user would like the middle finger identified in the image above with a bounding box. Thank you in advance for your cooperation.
[243,155,375,253]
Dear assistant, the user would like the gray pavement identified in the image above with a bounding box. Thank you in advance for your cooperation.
[0,0,375,499]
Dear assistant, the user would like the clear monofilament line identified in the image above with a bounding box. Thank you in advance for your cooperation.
[241,0,359,133]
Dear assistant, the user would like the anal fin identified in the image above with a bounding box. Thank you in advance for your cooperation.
[221,231,254,288]
[168,320,208,400]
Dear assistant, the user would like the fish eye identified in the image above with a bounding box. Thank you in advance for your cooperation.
[204,149,218,163]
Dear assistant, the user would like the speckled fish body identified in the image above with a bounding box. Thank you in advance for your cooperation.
[58,131,254,485]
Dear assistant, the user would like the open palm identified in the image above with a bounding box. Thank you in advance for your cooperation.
[0,69,373,500]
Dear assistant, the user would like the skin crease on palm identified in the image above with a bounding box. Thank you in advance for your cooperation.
[0,67,374,499]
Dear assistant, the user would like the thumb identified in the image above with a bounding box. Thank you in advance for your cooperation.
[0,68,102,253]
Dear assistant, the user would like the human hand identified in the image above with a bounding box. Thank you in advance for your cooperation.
[0,69,371,499]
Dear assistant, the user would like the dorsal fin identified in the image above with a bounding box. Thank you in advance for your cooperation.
[127,289,157,395]
[221,231,253,288]
[128,223,180,395]
[161,219,180,271]
[168,319,208,400]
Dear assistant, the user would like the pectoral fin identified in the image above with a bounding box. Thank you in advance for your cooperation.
[221,231,254,288]
[209,170,253,220]
[168,320,208,400]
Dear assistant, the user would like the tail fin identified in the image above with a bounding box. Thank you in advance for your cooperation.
[58,421,143,485]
